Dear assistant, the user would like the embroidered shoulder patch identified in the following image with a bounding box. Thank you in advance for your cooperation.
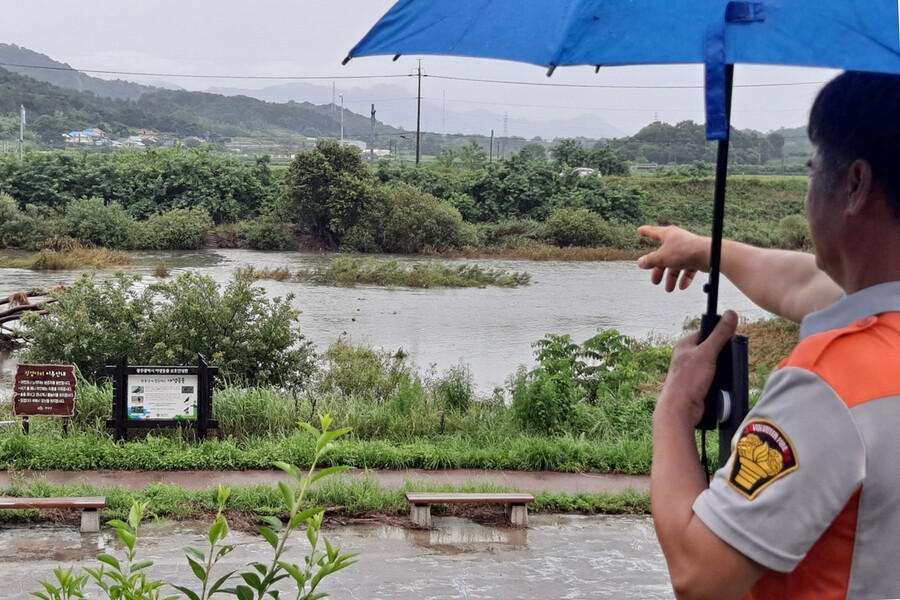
[728,420,798,500]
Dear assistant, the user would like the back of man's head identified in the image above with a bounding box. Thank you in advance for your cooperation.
[808,71,900,219]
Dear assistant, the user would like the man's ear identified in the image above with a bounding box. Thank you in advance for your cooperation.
[845,159,875,217]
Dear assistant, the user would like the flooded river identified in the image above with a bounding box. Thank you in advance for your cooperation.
[0,515,673,599]
[0,249,770,393]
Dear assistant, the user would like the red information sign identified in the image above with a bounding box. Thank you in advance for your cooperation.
[13,364,77,417]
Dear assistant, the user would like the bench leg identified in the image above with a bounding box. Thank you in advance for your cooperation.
[507,504,528,527]
[81,508,100,533]
[410,504,431,528]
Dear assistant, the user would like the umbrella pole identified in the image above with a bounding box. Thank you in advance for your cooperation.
[697,65,749,469]
[704,63,734,323]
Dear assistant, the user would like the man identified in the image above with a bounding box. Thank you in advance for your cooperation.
[647,71,900,600]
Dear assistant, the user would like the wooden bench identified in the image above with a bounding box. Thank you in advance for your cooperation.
[405,492,535,528]
[0,497,106,533]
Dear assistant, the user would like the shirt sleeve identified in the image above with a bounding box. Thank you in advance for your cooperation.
[692,367,866,573]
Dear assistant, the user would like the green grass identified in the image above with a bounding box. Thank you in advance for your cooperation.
[0,429,658,474]
[0,248,133,270]
[0,478,650,524]
[296,257,530,288]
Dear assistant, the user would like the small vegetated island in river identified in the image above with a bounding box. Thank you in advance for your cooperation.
[295,257,531,288]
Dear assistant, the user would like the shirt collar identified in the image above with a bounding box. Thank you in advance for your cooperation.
[800,281,900,339]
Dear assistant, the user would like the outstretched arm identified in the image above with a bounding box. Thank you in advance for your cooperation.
[637,225,842,323]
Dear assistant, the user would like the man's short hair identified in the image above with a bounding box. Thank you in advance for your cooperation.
[808,71,900,219]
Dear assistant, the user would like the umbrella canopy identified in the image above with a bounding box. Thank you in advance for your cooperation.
[347,0,900,140]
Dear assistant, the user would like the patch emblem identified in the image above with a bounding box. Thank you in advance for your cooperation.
[728,420,798,500]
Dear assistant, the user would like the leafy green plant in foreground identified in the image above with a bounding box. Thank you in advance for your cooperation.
[33,415,356,600]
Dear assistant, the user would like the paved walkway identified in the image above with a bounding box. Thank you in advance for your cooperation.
[0,468,649,494]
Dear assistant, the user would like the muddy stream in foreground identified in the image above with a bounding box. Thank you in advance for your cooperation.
[0,515,673,600]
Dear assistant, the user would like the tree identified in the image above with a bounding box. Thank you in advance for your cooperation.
[586,143,630,176]
[457,141,488,170]
[517,143,548,163]
[550,139,588,167]
[281,139,375,248]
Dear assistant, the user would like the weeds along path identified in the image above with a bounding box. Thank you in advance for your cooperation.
[0,467,649,494]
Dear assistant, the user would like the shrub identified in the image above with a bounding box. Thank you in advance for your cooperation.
[0,194,60,249]
[544,208,606,247]
[436,364,474,413]
[244,215,295,250]
[64,197,137,249]
[135,208,213,250]
[319,340,410,404]
[511,367,578,434]
[346,184,469,254]
[777,214,810,249]
[22,272,316,387]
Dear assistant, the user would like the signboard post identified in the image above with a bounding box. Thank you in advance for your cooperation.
[105,357,218,441]
[13,364,77,433]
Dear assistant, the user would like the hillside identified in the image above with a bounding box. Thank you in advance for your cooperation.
[0,44,158,101]
[0,66,402,147]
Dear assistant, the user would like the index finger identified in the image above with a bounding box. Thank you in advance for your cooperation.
[637,225,664,242]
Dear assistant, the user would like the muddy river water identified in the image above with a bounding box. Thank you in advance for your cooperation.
[0,515,673,599]
[0,249,769,394]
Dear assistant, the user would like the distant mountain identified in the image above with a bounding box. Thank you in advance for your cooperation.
[0,44,159,101]
[208,82,623,140]
[0,65,402,147]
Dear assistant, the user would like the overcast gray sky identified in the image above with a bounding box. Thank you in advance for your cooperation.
[4,0,838,136]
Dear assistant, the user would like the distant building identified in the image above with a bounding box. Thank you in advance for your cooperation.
[63,128,106,145]
[116,136,145,149]
[342,140,367,151]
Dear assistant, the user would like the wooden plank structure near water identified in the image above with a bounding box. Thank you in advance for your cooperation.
[0,291,55,350]
[405,492,535,528]
[0,496,106,533]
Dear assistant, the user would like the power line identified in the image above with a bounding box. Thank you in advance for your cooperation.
[420,96,808,113]
[0,61,828,89]
[425,74,829,89]
[0,62,412,81]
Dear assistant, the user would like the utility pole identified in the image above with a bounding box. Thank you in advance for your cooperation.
[18,104,25,162]
[415,59,422,165]
[339,94,344,145]
[489,129,494,164]
[370,104,376,162]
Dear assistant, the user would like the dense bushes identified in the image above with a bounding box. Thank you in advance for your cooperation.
[511,331,671,433]
[244,215,295,250]
[64,197,136,249]
[0,148,275,223]
[22,272,315,387]
[542,208,638,249]
[345,184,474,253]
[134,207,212,250]
[0,193,56,249]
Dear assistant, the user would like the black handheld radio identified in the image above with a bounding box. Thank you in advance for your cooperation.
[696,313,749,468]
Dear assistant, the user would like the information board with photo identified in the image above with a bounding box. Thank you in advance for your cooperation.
[127,373,198,420]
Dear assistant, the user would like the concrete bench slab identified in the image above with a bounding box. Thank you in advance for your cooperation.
[405,492,535,528]
[0,497,106,533]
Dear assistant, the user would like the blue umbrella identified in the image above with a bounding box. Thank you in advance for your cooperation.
[344,0,900,458]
